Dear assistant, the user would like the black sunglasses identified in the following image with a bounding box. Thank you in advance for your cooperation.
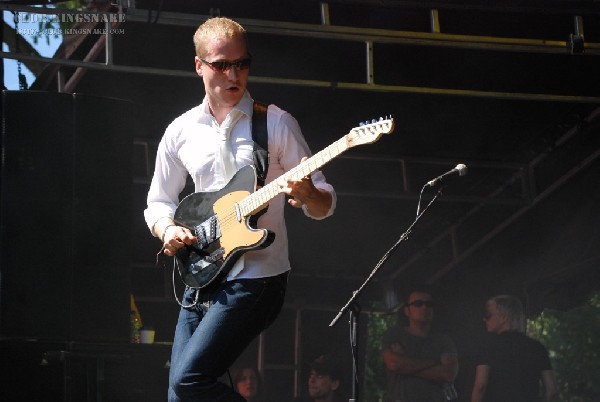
[200,55,252,73]
[407,300,434,308]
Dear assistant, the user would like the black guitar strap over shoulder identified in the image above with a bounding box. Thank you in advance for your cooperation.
[251,101,269,187]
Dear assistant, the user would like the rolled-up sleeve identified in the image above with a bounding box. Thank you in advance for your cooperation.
[274,110,337,220]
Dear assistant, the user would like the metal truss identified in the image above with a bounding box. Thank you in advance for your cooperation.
[393,105,600,284]
[2,2,600,103]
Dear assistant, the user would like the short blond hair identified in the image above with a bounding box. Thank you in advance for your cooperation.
[488,294,526,333]
[193,17,247,57]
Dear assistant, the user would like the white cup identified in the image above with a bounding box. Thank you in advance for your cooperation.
[140,329,155,344]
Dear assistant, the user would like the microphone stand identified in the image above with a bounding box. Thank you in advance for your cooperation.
[329,185,444,402]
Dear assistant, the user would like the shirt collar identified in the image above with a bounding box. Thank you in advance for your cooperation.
[198,90,254,121]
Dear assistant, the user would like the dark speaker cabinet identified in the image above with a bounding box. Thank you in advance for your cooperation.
[1,90,132,343]
[0,340,171,402]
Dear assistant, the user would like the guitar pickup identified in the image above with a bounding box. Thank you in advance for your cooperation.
[192,215,222,249]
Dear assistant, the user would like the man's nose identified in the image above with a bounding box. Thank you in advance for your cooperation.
[226,66,240,78]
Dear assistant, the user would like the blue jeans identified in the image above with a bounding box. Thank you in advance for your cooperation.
[168,271,288,401]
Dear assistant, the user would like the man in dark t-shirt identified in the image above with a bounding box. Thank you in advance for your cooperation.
[471,295,557,402]
[381,285,458,402]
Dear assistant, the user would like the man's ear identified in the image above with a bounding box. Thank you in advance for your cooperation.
[194,56,203,77]
[331,379,340,391]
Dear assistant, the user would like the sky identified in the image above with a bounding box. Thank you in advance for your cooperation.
[3,9,62,89]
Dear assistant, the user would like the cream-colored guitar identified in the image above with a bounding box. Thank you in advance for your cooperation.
[173,117,395,288]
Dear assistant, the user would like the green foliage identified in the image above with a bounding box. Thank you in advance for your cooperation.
[364,312,398,401]
[528,292,600,401]
[60,0,91,10]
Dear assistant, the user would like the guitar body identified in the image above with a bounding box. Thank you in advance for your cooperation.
[174,165,274,289]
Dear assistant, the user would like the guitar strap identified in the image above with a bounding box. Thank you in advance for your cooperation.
[251,101,269,187]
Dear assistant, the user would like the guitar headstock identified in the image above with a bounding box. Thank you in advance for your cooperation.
[346,117,395,148]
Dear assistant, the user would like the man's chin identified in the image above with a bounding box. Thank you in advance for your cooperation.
[222,91,244,105]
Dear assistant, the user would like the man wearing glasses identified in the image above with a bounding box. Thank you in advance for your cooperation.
[144,16,336,401]
[381,285,459,401]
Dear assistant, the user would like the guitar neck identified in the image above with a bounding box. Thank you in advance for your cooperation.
[240,136,349,217]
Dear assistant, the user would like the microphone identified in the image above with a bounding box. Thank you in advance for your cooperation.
[426,164,468,187]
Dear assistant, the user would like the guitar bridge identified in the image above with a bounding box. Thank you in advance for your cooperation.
[192,215,221,249]
[203,247,225,263]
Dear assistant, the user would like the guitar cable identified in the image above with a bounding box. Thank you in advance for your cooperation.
[155,245,201,309]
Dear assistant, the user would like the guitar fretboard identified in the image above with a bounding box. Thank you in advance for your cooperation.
[239,136,349,217]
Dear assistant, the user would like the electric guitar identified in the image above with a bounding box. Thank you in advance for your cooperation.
[173,117,395,288]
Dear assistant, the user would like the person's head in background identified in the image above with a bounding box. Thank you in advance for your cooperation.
[484,294,526,334]
[401,284,436,335]
[232,366,264,402]
[307,354,342,401]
